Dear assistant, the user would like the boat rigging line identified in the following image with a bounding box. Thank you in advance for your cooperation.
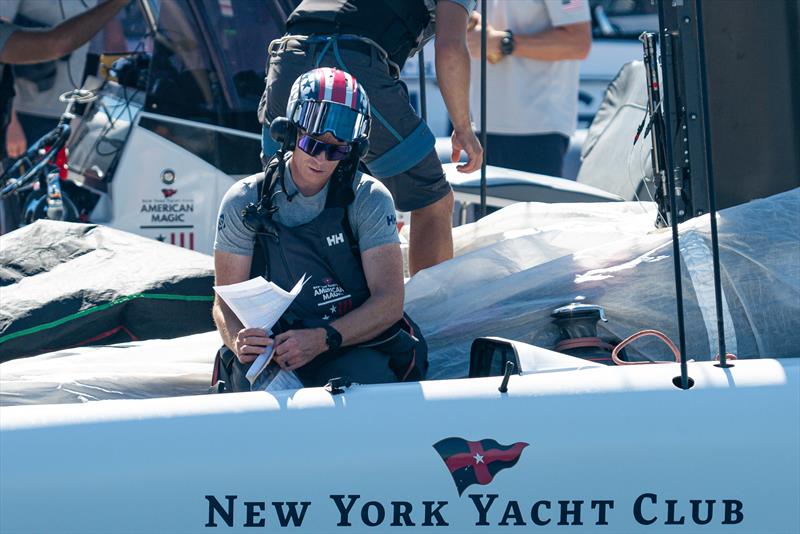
[641,28,690,389]
[479,0,487,218]
[417,49,427,122]
[611,330,682,366]
[695,0,732,368]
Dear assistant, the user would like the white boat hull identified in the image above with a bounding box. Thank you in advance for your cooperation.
[1,358,798,533]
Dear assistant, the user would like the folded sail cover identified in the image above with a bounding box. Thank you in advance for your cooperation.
[0,221,215,361]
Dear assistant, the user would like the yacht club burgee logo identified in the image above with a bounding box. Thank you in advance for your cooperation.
[433,437,529,495]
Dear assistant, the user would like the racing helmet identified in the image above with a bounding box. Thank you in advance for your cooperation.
[285,67,371,144]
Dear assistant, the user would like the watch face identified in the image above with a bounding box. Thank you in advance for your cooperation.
[501,36,514,56]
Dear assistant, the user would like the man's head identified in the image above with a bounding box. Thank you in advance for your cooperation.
[274,67,370,188]
[286,67,370,148]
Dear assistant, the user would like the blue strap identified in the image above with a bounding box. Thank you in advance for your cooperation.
[366,120,435,178]
[368,104,404,142]
[314,37,334,67]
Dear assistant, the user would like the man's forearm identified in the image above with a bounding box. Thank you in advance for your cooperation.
[0,0,128,64]
[435,39,473,133]
[330,293,404,347]
[512,23,591,62]
[212,299,244,351]
[49,0,130,58]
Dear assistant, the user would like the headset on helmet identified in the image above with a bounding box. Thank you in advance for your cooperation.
[270,67,371,159]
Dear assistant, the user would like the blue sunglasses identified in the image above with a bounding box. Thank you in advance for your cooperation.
[297,134,353,161]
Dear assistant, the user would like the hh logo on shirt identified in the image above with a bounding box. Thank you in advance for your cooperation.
[326,233,344,247]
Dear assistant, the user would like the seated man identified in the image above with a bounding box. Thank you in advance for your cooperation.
[212,67,427,392]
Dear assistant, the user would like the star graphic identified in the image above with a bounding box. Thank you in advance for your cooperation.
[322,315,330,320]
[473,453,484,464]
[329,305,337,314]
[156,234,166,242]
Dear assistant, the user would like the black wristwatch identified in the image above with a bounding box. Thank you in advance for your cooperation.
[323,324,342,350]
[500,30,515,57]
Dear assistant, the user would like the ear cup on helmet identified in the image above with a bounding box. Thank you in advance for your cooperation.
[269,118,296,150]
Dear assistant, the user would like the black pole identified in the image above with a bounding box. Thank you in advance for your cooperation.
[653,4,690,389]
[695,0,730,367]
[418,48,427,122]
[479,0,487,218]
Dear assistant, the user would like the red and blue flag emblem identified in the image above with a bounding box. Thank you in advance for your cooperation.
[433,438,529,496]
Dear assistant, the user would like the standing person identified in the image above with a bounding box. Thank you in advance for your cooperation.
[0,0,128,235]
[467,0,591,177]
[258,0,484,275]
[0,0,129,158]
[213,67,427,392]
[1,0,127,158]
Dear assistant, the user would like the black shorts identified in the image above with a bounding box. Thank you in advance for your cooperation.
[259,35,451,212]
[295,346,397,387]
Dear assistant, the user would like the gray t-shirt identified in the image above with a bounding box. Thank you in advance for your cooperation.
[214,159,399,257]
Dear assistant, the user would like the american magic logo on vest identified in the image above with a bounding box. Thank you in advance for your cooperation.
[204,437,745,529]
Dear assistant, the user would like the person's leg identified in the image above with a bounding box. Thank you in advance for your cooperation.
[299,347,397,387]
[409,188,454,273]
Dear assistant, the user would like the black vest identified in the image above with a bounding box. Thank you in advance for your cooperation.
[212,169,428,391]
[251,171,370,337]
[287,0,431,70]
[215,165,428,388]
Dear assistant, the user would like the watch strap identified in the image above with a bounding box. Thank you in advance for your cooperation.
[323,324,342,350]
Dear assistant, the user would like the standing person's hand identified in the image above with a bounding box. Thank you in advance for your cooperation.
[466,13,504,64]
[5,113,27,158]
[451,127,483,173]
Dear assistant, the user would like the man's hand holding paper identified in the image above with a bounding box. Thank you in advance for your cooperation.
[213,275,309,391]
[233,327,274,364]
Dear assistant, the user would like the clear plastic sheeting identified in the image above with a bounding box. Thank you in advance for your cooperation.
[576,61,656,203]
[407,189,800,380]
[0,331,218,406]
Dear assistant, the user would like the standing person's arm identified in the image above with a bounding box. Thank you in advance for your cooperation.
[0,0,129,65]
[467,14,591,63]
[434,0,483,174]
[5,105,27,158]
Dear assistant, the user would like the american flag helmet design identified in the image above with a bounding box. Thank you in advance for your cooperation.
[287,67,370,143]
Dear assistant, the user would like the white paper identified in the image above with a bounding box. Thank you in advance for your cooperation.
[213,274,308,331]
[214,275,310,391]
[250,355,304,392]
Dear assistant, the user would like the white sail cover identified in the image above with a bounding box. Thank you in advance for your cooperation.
[2,189,798,403]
